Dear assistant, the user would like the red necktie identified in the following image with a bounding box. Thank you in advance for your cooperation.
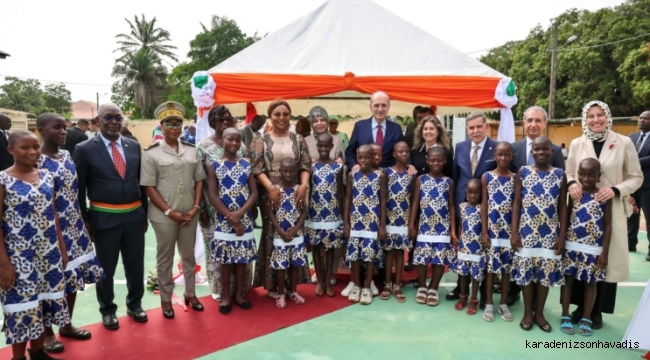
[110,141,126,178]
[376,124,384,146]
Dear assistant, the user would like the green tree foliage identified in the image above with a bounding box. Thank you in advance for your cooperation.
[112,14,178,118]
[0,77,72,116]
[167,16,260,118]
[480,0,650,119]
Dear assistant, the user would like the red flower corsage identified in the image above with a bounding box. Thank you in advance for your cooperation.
[609,144,615,150]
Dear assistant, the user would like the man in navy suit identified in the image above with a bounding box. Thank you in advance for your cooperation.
[448,112,497,300]
[73,103,149,330]
[512,106,565,171]
[627,110,650,260]
[346,91,405,170]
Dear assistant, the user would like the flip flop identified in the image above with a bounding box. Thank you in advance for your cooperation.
[44,340,64,353]
[520,321,533,331]
[59,328,92,340]
[536,322,552,333]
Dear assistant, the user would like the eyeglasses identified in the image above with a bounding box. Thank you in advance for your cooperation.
[102,115,124,123]
[163,122,183,129]
[216,116,234,123]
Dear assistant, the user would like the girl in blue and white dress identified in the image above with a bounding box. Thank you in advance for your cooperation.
[37,113,104,349]
[560,158,612,336]
[207,129,258,313]
[409,146,457,307]
[0,130,70,360]
[380,142,414,303]
[511,136,568,332]
[305,133,343,298]
[269,158,309,309]
[451,179,485,316]
[343,145,387,305]
[481,141,515,322]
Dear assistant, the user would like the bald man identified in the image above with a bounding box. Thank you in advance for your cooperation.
[0,114,12,170]
[73,103,149,329]
[345,91,406,169]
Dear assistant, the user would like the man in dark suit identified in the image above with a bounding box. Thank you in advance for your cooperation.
[507,106,565,305]
[0,114,13,170]
[73,103,149,330]
[240,114,266,149]
[346,91,405,169]
[64,118,89,153]
[627,110,650,260]
[404,106,433,149]
[447,112,497,300]
[512,106,565,170]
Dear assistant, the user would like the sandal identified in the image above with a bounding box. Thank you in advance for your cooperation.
[393,283,406,303]
[466,299,478,315]
[483,304,495,322]
[454,295,468,310]
[44,340,64,353]
[379,282,392,300]
[498,304,513,322]
[578,318,593,336]
[520,321,533,331]
[561,316,575,335]
[326,287,336,297]
[315,283,325,297]
[290,292,306,305]
[536,322,552,333]
[416,287,428,304]
[275,294,287,308]
[426,289,439,306]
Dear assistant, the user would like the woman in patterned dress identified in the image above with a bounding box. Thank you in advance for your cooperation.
[451,179,485,315]
[0,130,70,360]
[206,128,258,314]
[197,105,251,302]
[409,146,457,307]
[37,114,104,352]
[343,145,386,305]
[305,132,344,297]
[481,141,515,322]
[511,136,568,332]
[250,101,312,298]
[380,142,414,303]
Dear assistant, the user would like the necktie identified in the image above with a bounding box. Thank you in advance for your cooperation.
[376,124,384,146]
[110,141,126,178]
[527,151,534,165]
[471,145,479,175]
[635,133,646,152]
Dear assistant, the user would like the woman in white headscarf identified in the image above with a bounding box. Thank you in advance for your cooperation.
[565,100,642,329]
[304,106,345,163]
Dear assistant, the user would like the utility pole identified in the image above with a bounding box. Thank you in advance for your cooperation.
[549,21,559,122]
[96,92,99,112]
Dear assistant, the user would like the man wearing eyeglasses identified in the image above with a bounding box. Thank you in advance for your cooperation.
[73,103,149,330]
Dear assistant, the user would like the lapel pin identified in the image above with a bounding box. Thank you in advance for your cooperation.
[609,144,615,150]
[125,144,129,148]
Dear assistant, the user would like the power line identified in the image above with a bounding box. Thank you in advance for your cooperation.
[0,74,112,87]
[555,32,650,51]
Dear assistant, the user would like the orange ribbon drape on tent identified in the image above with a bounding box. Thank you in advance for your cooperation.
[210,72,505,108]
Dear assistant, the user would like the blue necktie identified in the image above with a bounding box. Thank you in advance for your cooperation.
[527,151,534,165]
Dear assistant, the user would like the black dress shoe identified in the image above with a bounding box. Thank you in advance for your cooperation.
[162,308,175,319]
[404,261,415,271]
[629,247,637,252]
[506,292,520,306]
[29,348,63,360]
[646,252,650,262]
[446,287,461,300]
[102,314,119,330]
[126,308,148,322]
[570,309,583,324]
[185,297,205,311]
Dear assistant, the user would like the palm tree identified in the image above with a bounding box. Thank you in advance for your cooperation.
[112,48,168,118]
[115,14,178,63]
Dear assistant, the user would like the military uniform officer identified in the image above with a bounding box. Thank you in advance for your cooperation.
[140,101,207,319]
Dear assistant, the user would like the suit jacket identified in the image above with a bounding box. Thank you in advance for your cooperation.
[566,132,642,282]
[240,125,255,149]
[404,124,416,150]
[345,118,404,169]
[73,135,148,230]
[453,137,498,214]
[511,138,565,172]
[0,132,13,171]
[63,127,88,154]
[629,131,650,190]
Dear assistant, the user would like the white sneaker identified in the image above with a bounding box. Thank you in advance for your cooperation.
[211,293,221,302]
[360,288,373,305]
[330,277,337,286]
[341,281,355,297]
[311,272,318,283]
[370,281,379,296]
[348,286,361,303]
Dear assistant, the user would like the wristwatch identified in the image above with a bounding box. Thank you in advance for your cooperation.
[164,209,171,216]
